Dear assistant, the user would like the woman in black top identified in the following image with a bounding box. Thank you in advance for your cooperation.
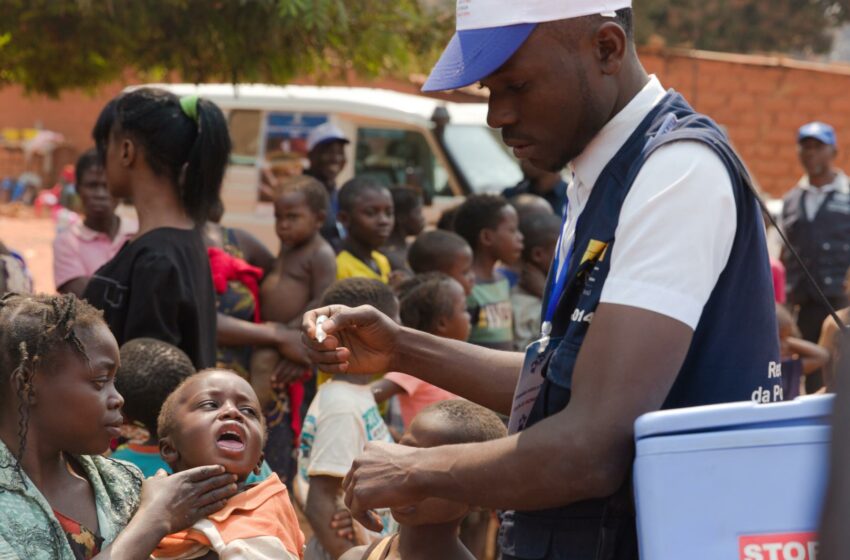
[83,88,230,369]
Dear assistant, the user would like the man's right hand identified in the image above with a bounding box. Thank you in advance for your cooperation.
[301,305,401,375]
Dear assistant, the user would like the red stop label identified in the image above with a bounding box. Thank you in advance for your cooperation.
[739,532,819,560]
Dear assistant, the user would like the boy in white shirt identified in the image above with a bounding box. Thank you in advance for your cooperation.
[295,278,400,559]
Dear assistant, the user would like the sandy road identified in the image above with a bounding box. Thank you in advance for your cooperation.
[0,213,56,294]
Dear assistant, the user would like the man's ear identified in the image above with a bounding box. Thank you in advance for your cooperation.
[159,437,179,467]
[593,21,628,76]
[316,209,328,226]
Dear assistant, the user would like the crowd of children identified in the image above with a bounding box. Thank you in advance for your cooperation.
[0,79,565,558]
[8,84,848,560]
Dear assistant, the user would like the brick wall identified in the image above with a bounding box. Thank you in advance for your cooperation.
[4,48,850,197]
[641,48,850,197]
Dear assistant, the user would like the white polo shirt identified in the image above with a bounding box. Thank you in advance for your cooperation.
[557,75,737,329]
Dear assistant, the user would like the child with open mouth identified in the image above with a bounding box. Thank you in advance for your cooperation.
[152,368,305,559]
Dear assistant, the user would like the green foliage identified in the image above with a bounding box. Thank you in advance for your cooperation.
[634,0,850,55]
[0,0,453,96]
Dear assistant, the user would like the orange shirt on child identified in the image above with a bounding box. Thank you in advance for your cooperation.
[153,473,305,560]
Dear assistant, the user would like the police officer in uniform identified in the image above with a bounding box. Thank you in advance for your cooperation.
[781,122,850,393]
[302,2,781,558]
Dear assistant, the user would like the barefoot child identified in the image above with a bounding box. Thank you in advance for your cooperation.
[296,278,399,559]
[153,369,305,559]
[371,273,469,428]
[454,194,524,350]
[407,230,475,296]
[251,176,336,426]
[335,178,395,283]
[339,400,507,560]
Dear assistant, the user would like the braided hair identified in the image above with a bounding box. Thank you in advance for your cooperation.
[0,293,102,483]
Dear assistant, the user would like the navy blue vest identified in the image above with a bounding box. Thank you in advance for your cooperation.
[500,92,781,560]
[781,184,850,303]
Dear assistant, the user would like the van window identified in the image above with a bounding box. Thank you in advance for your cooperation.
[441,125,523,193]
[228,110,262,166]
[355,127,450,200]
[260,113,330,201]
[264,113,328,161]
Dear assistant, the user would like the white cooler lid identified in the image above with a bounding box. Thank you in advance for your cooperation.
[634,395,834,442]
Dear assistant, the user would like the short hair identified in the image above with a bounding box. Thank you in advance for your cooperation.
[397,273,457,333]
[453,194,511,250]
[157,368,267,443]
[338,177,390,213]
[510,193,554,222]
[390,186,423,218]
[611,8,633,40]
[542,7,634,45]
[278,175,329,215]
[437,206,459,231]
[408,230,471,275]
[418,399,507,446]
[75,148,102,185]
[520,212,562,262]
[116,338,195,437]
[321,277,399,318]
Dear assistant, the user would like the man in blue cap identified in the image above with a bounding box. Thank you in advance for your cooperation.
[306,122,350,252]
[781,121,850,393]
[302,2,781,558]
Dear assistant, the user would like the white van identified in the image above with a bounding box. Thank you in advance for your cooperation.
[140,83,523,249]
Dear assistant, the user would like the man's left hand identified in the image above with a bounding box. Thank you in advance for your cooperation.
[342,441,424,531]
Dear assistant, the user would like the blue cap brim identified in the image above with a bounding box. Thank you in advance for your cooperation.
[422,24,537,92]
[798,132,835,146]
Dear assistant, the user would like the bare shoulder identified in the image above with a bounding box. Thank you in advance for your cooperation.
[310,236,337,266]
[821,308,849,339]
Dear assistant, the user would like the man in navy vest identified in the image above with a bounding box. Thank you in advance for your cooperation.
[781,122,850,393]
[302,2,781,558]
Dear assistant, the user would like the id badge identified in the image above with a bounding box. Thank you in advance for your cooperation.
[507,336,561,434]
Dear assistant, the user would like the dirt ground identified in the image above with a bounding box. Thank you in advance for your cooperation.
[0,209,56,293]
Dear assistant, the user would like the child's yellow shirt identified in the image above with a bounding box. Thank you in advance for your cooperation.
[336,250,391,283]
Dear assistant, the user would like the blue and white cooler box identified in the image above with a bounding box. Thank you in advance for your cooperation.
[634,395,832,559]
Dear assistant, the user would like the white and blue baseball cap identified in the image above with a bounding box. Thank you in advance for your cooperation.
[423,0,632,92]
[798,122,837,147]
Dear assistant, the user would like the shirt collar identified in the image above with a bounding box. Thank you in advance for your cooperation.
[208,473,286,522]
[797,171,850,195]
[72,216,136,242]
[570,75,668,191]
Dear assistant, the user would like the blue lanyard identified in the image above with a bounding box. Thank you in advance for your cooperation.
[539,202,574,352]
